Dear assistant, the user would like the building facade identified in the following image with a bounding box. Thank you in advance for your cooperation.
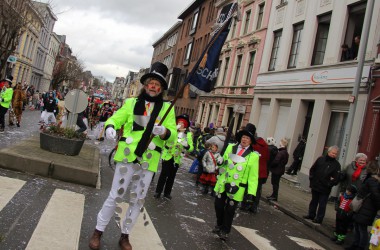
[197,0,272,133]
[12,2,43,87]
[249,0,380,189]
[31,1,57,91]
[169,0,218,120]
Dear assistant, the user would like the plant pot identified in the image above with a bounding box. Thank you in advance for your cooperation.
[40,132,85,156]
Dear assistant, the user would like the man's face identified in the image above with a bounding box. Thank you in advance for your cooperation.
[240,135,252,148]
[328,149,339,158]
[144,79,162,97]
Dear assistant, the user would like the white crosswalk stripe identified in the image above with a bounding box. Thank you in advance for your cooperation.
[118,202,165,250]
[287,236,325,250]
[0,176,25,211]
[233,225,276,250]
[26,189,85,250]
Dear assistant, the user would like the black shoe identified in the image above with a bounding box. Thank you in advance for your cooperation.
[312,219,322,224]
[163,194,172,200]
[266,195,274,199]
[219,231,228,241]
[153,193,161,199]
[330,236,337,241]
[335,240,344,245]
[16,122,20,127]
[250,207,258,214]
[0,127,4,133]
[285,171,291,175]
[212,226,221,234]
[303,215,314,220]
[267,196,277,201]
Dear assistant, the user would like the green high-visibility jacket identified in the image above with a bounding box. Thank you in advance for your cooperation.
[161,131,194,164]
[214,144,259,202]
[105,98,177,173]
[0,87,13,108]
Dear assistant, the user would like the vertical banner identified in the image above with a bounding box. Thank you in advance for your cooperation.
[187,2,238,94]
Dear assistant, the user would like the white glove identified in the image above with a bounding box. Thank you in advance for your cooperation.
[105,127,116,140]
[180,140,189,147]
[217,156,224,165]
[152,125,166,136]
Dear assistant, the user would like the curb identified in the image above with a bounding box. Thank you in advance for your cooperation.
[262,197,332,239]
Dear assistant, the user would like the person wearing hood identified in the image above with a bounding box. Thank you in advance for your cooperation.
[89,62,177,250]
[212,123,259,241]
[154,114,194,200]
[0,76,14,132]
[303,145,341,224]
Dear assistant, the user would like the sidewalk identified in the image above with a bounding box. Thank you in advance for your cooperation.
[261,173,335,239]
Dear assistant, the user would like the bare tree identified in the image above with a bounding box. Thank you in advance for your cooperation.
[0,0,32,76]
[51,57,84,90]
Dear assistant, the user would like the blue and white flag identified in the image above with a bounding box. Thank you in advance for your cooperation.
[187,2,238,94]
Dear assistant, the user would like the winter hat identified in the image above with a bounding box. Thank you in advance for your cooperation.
[140,62,168,90]
[267,137,276,146]
[5,75,13,82]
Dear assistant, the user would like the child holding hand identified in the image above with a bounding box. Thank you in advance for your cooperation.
[199,142,223,195]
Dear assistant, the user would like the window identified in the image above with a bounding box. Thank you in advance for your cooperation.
[184,41,193,65]
[230,18,237,39]
[245,52,256,85]
[243,10,251,35]
[288,23,303,68]
[233,55,242,86]
[221,57,230,86]
[256,4,265,30]
[268,30,282,71]
[342,2,366,61]
[311,14,331,65]
[190,11,199,35]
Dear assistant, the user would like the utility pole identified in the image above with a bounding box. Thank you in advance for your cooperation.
[340,0,375,166]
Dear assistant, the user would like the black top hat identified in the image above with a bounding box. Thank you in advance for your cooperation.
[140,62,169,90]
[236,123,256,144]
[176,114,190,128]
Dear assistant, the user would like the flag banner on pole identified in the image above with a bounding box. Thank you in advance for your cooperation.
[187,2,238,95]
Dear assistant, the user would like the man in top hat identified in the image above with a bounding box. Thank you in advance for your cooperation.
[89,62,177,250]
[212,123,259,241]
[0,76,14,132]
[154,114,194,199]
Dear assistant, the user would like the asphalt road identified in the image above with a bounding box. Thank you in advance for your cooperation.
[0,110,340,250]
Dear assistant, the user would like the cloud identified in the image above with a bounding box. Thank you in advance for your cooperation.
[38,0,191,81]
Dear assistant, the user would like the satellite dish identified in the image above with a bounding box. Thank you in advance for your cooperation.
[64,89,88,113]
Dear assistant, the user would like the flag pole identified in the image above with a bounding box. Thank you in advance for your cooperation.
[142,3,238,152]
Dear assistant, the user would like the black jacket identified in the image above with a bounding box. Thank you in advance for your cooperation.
[270,147,289,175]
[293,140,306,160]
[309,155,341,194]
[354,175,380,225]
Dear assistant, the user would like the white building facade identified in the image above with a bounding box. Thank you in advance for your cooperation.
[249,0,380,189]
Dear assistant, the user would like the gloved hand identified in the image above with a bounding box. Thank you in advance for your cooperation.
[105,127,116,140]
[217,156,224,165]
[245,194,255,203]
[152,125,166,136]
[180,140,188,147]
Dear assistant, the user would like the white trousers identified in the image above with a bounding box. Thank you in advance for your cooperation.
[96,162,154,234]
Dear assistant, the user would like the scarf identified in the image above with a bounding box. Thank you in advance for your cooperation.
[134,90,163,157]
[352,162,365,182]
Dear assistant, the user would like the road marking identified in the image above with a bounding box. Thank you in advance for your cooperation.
[26,189,85,250]
[119,203,165,250]
[178,214,206,223]
[234,225,276,250]
[287,236,325,250]
[0,176,25,211]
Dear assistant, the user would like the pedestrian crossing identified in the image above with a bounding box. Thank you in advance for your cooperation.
[0,175,328,250]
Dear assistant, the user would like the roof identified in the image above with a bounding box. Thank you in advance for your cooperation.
[178,0,202,20]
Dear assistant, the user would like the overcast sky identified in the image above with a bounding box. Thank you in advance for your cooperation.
[38,0,193,82]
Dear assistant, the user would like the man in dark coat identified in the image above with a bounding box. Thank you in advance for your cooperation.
[303,145,341,224]
[286,137,306,175]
